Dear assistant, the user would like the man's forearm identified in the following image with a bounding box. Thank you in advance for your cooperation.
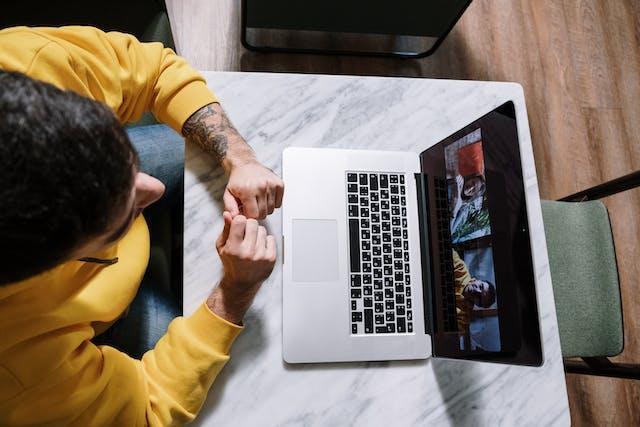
[182,103,256,171]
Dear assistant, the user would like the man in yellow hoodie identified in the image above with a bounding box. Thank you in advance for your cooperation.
[0,26,284,425]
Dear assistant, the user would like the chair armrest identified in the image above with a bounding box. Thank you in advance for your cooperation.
[560,170,640,201]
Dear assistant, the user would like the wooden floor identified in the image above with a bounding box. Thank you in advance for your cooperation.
[166,1,640,425]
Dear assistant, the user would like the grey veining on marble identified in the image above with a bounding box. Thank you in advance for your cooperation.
[184,72,570,427]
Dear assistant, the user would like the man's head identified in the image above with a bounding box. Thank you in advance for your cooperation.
[0,71,164,285]
[463,278,496,308]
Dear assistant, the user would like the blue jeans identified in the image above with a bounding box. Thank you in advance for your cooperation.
[93,124,184,359]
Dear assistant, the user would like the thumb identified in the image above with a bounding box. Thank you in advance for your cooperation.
[216,211,233,249]
[223,187,241,217]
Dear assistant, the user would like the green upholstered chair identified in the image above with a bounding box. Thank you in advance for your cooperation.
[541,170,640,379]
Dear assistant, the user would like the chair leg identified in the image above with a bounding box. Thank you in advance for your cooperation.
[560,170,640,201]
[564,357,640,380]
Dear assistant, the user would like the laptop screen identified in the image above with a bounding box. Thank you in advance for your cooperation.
[419,101,543,366]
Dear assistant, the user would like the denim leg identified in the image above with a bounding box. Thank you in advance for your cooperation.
[93,125,184,358]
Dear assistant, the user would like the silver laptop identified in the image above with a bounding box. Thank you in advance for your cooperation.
[282,101,543,365]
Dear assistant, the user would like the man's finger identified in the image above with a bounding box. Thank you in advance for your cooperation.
[223,189,240,217]
[266,235,277,261]
[274,181,284,209]
[242,194,260,219]
[266,187,276,215]
[243,218,259,248]
[216,211,233,249]
[255,225,267,255]
[257,195,268,220]
[229,215,247,244]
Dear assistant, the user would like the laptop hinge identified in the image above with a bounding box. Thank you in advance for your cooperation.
[414,172,435,340]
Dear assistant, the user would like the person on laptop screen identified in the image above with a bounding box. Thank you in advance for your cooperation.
[0,26,283,426]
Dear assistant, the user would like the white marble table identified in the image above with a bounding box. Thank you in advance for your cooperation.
[184,71,570,426]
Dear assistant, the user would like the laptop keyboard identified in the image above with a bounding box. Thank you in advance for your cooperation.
[434,177,458,332]
[347,171,414,335]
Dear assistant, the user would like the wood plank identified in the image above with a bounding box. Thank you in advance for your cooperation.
[165,0,640,424]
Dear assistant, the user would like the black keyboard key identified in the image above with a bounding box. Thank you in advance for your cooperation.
[407,299,412,308]
[406,275,411,285]
[364,309,373,333]
[372,235,381,245]
[360,207,370,217]
[364,297,373,307]
[382,222,390,232]
[397,306,405,316]
[360,197,369,207]
[392,227,401,237]
[371,213,380,223]
[400,175,405,184]
[371,203,379,213]
[391,195,399,205]
[407,310,413,321]
[348,173,358,182]
[384,254,392,265]
[362,252,371,262]
[384,288,394,299]
[363,262,371,273]
[363,275,372,284]
[363,286,372,296]
[387,323,396,333]
[382,211,390,221]
[400,186,405,195]
[380,175,389,188]
[374,269,382,279]
[371,192,379,202]
[391,206,400,215]
[359,174,368,185]
[374,279,383,289]
[372,224,381,234]
[374,291,383,302]
[394,260,403,270]
[361,229,370,240]
[402,218,407,227]
[375,314,385,325]
[375,303,384,313]
[348,205,358,217]
[370,174,378,190]
[384,277,393,287]
[386,311,395,321]
[352,324,358,334]
[373,257,382,267]
[390,185,398,194]
[403,230,408,239]
[382,234,391,243]
[403,241,408,250]
[401,196,406,206]
[406,287,412,297]
[381,189,389,199]
[393,238,402,248]
[348,194,358,204]
[360,186,368,196]
[376,326,387,333]
[383,244,392,254]
[404,251,409,262]
[348,184,358,193]
[350,275,361,287]
[404,264,410,274]
[396,294,405,304]
[363,241,371,251]
[351,300,357,310]
[402,207,407,216]
[408,322,413,333]
[395,283,404,293]
[397,317,406,333]
[373,246,381,256]
[351,289,361,298]
[390,174,398,183]
[384,266,392,275]
[352,312,363,322]
[394,249,403,258]
[392,217,400,226]
[349,219,361,272]
[381,200,389,210]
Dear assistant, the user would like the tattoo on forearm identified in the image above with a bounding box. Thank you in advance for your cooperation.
[182,103,241,164]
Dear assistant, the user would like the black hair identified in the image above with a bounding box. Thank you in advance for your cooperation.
[0,71,138,285]
[480,280,496,308]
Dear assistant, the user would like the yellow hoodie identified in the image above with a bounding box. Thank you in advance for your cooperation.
[0,26,242,426]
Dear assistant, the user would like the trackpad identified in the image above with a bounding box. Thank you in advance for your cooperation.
[292,219,339,282]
